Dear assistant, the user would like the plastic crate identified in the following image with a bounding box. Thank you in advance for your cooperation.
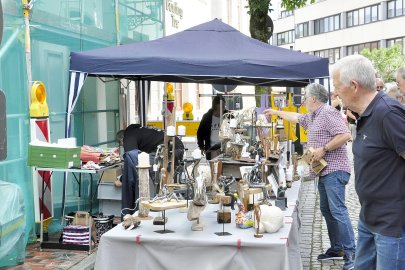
[28,145,81,168]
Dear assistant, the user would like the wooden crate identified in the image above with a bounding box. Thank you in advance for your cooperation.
[302,147,327,174]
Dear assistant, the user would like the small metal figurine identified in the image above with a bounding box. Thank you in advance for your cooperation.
[253,203,263,238]
[149,184,179,203]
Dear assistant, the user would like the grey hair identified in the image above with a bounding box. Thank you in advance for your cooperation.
[330,55,376,90]
[305,83,329,103]
[116,129,125,144]
[397,66,405,80]
[386,84,401,98]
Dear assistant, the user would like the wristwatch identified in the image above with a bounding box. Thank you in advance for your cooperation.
[323,145,330,153]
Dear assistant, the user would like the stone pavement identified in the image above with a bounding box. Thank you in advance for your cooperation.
[299,142,360,270]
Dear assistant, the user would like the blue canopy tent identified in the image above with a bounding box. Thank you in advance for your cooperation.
[67,18,329,137]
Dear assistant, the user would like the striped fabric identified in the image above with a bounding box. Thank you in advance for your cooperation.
[66,71,88,137]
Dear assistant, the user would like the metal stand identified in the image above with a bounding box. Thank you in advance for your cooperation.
[154,210,174,234]
[214,203,231,236]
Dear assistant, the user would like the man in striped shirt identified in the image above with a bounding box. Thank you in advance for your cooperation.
[264,83,355,270]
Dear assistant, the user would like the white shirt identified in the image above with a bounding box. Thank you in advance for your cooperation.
[210,115,220,147]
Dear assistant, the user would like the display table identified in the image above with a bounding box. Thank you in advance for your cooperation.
[94,180,303,270]
[33,162,123,251]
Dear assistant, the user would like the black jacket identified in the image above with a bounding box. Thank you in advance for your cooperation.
[197,109,229,151]
[123,124,184,162]
[197,109,214,152]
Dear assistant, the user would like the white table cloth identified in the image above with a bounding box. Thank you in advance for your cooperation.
[95,181,303,270]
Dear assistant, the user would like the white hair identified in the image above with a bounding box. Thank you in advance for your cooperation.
[331,55,376,90]
[305,83,329,103]
[397,66,405,80]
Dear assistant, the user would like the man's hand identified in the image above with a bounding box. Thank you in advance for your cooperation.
[311,147,325,162]
[263,108,300,123]
[263,108,278,117]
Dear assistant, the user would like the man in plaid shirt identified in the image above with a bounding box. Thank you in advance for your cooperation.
[264,83,355,270]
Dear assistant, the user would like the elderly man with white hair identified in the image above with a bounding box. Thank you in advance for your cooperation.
[331,55,405,270]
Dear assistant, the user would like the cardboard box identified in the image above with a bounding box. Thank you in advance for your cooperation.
[302,147,327,174]
[101,168,122,182]
[97,183,121,200]
[28,145,81,168]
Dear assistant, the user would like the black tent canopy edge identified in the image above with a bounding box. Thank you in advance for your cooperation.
[72,71,316,87]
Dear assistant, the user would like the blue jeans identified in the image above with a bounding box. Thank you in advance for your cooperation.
[355,218,405,270]
[318,171,356,256]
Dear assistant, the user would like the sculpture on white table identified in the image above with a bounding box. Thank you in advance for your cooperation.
[187,174,207,231]
[122,214,141,230]
[253,205,284,233]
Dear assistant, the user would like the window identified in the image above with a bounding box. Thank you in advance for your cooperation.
[386,37,405,53]
[277,30,295,45]
[346,41,380,55]
[387,0,404,18]
[365,6,371,23]
[314,14,340,35]
[353,10,359,26]
[347,12,353,27]
[296,22,309,38]
[371,5,378,21]
[314,48,340,64]
[334,15,340,29]
[347,4,379,27]
[388,1,395,18]
[395,0,402,15]
[358,8,365,25]
[280,10,294,18]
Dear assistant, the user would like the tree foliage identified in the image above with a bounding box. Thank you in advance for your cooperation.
[280,0,315,10]
[361,44,405,82]
[247,0,314,104]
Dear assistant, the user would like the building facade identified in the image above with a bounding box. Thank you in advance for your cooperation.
[272,0,405,65]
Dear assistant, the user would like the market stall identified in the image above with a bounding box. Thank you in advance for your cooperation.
[66,19,328,269]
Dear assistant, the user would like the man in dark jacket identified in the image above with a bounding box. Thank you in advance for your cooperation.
[197,95,227,160]
[118,125,184,215]
[118,124,184,162]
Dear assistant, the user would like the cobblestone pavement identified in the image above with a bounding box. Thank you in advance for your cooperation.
[299,143,360,270]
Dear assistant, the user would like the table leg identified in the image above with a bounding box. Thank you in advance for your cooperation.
[40,170,53,247]
[89,174,93,214]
